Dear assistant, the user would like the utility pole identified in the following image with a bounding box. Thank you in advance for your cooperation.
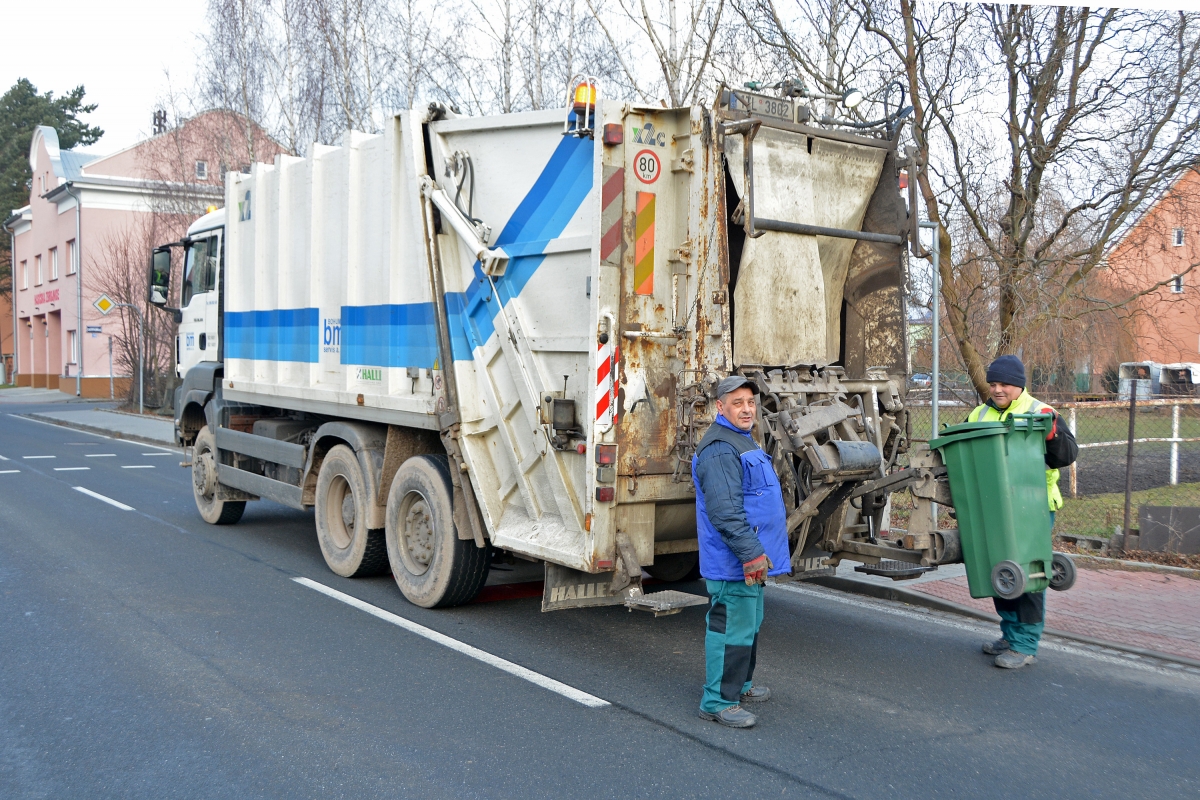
[113,303,145,415]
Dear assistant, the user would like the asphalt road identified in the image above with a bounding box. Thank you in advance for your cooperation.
[2,401,1198,799]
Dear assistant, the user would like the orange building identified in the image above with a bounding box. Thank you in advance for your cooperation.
[1106,168,1200,365]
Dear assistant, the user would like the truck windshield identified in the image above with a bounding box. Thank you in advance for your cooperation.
[181,235,219,307]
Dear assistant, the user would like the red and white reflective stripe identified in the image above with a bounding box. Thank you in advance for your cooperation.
[596,340,618,426]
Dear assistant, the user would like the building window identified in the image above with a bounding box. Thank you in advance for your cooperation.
[196,160,208,180]
[68,330,78,365]
[20,260,27,290]
[67,239,76,275]
[1175,228,1185,247]
[49,247,58,280]
[1172,274,1184,294]
[35,254,42,285]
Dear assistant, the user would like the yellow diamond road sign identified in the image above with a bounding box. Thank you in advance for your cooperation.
[93,294,115,315]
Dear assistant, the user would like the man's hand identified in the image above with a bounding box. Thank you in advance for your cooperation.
[743,554,772,586]
[1041,408,1057,441]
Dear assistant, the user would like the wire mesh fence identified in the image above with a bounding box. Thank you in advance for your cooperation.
[903,395,1200,544]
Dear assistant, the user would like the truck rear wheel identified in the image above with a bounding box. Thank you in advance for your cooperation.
[192,425,245,525]
[385,455,489,608]
[315,445,390,577]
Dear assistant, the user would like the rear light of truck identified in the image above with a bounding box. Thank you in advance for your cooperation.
[603,123,623,145]
[595,444,617,464]
[595,486,615,502]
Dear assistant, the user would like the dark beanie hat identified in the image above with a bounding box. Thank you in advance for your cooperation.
[986,355,1026,388]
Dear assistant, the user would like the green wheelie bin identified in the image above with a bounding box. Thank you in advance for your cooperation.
[929,414,1055,600]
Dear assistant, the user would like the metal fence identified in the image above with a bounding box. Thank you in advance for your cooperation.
[903,396,1200,543]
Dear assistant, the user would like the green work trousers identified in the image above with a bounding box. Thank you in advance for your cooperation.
[701,579,764,713]
[991,510,1054,656]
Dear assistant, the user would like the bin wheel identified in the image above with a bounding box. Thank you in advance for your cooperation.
[991,560,1026,600]
[1049,552,1077,592]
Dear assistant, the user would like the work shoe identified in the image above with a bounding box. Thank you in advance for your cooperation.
[982,638,1011,656]
[740,685,771,703]
[699,705,757,728]
[994,650,1036,669]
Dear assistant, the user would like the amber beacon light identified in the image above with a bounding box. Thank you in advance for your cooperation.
[563,76,600,138]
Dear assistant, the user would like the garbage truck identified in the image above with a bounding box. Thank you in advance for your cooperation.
[148,82,981,613]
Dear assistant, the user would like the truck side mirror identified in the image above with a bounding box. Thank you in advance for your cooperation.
[148,247,172,307]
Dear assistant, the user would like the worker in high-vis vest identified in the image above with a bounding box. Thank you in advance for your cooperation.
[967,355,1076,669]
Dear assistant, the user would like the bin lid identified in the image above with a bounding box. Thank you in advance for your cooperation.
[929,414,1051,451]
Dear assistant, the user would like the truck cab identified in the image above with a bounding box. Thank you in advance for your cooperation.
[149,208,225,378]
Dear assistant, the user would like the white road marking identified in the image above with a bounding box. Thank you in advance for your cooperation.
[23,455,55,459]
[0,470,19,474]
[54,467,90,471]
[72,487,134,511]
[770,582,1200,678]
[121,465,155,469]
[0,454,8,460]
[294,577,610,708]
[140,452,172,456]
[85,454,117,458]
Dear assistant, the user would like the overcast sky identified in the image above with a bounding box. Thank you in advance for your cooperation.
[1,0,207,155]
[2,0,1194,158]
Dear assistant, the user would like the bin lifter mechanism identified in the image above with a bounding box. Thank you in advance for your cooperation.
[745,367,962,582]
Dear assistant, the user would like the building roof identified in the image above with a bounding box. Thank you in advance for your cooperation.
[29,125,101,183]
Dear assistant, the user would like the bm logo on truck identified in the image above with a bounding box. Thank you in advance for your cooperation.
[322,318,340,353]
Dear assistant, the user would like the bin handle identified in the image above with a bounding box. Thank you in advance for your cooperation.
[929,413,1053,450]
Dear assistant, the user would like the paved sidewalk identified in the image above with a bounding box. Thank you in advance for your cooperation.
[0,387,96,404]
[26,408,176,446]
[908,567,1200,663]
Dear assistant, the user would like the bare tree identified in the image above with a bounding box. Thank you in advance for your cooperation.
[861,3,1200,398]
[586,0,726,106]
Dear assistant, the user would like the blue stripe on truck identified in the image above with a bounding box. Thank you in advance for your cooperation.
[225,308,319,362]
[339,303,439,368]
[225,134,594,369]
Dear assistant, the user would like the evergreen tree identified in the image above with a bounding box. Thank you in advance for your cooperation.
[0,79,103,297]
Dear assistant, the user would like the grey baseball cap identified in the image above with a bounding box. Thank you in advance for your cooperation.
[716,375,759,399]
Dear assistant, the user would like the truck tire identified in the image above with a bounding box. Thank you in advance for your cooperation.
[315,445,390,577]
[385,455,489,608]
[192,425,245,525]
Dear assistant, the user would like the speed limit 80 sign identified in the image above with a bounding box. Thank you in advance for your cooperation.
[634,149,661,184]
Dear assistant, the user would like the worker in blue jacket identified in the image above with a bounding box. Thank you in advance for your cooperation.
[692,376,791,728]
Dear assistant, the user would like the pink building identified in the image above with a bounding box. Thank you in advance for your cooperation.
[3,111,284,396]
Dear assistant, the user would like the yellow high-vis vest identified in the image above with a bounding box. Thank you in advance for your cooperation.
[967,390,1063,511]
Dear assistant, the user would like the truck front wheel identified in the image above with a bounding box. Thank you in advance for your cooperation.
[192,425,245,525]
[385,455,489,608]
[315,445,390,577]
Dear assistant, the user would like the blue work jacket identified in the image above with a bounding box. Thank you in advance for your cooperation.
[692,414,791,581]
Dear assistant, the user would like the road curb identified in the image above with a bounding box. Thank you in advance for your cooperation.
[1071,554,1200,580]
[812,576,1200,670]
[24,412,178,450]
